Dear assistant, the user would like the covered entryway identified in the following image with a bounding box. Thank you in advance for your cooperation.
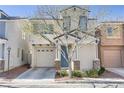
[103,49,122,68]
[35,46,55,67]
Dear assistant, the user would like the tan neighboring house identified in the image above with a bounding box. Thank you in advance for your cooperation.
[98,21,124,68]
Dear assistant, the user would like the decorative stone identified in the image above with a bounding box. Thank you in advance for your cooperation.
[55,59,61,70]
[93,58,100,69]
[73,60,80,70]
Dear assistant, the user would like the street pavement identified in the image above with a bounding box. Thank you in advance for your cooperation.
[0,78,124,88]
[0,68,124,88]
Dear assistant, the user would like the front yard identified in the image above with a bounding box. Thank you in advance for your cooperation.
[55,68,124,81]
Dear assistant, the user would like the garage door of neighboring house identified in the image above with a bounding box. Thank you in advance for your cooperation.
[35,47,55,67]
[103,49,122,68]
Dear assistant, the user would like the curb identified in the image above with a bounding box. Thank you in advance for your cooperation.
[55,78,124,83]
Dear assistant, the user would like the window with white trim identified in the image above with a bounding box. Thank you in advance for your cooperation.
[79,16,87,32]
[107,27,113,36]
[63,16,71,31]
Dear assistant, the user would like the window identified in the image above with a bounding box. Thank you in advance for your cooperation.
[21,49,24,61]
[48,24,54,34]
[63,16,71,31]
[37,50,40,52]
[79,16,87,32]
[107,27,113,36]
[32,23,41,34]
[33,23,54,34]
[0,21,5,38]
[17,48,20,58]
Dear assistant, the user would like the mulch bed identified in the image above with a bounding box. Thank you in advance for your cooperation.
[0,64,29,79]
[55,70,124,81]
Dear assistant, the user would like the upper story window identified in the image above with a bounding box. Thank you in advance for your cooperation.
[0,21,6,38]
[33,23,54,34]
[79,16,87,32]
[48,24,54,32]
[63,16,71,31]
[106,27,113,36]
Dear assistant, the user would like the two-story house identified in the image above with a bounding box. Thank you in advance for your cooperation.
[29,6,98,71]
[98,21,124,68]
[0,10,29,72]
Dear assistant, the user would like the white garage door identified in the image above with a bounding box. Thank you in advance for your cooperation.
[36,47,55,67]
[103,50,122,68]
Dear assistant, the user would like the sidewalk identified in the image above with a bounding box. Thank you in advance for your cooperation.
[55,78,124,84]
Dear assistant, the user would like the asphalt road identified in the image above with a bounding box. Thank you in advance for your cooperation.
[0,82,124,88]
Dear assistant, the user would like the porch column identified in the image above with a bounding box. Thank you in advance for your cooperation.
[75,44,79,60]
[55,42,61,70]
[93,39,100,69]
[73,43,80,70]
[55,44,59,60]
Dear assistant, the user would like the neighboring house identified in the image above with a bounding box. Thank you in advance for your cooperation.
[98,21,124,68]
[0,10,29,71]
[28,6,98,71]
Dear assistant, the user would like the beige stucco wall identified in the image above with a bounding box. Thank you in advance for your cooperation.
[3,19,29,71]
[78,44,97,70]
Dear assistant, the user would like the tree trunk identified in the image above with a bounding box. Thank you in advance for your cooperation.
[68,59,72,78]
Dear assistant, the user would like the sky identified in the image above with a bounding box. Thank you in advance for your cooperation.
[0,5,124,21]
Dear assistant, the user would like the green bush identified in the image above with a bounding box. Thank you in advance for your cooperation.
[56,70,68,77]
[98,67,105,75]
[72,70,86,78]
[86,69,99,78]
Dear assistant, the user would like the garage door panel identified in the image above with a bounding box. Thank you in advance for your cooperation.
[103,50,122,68]
[36,47,55,67]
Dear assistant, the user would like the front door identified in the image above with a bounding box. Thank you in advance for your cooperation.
[61,45,69,67]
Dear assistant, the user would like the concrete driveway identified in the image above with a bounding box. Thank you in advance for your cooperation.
[106,68,124,78]
[16,68,56,80]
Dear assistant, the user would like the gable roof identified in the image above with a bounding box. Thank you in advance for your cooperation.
[60,5,90,12]
[0,9,9,17]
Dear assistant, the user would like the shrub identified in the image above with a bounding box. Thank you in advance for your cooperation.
[86,69,99,78]
[56,70,68,77]
[98,67,105,75]
[72,70,86,78]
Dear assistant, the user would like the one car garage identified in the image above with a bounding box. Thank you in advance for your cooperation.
[35,45,56,67]
[101,47,124,68]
